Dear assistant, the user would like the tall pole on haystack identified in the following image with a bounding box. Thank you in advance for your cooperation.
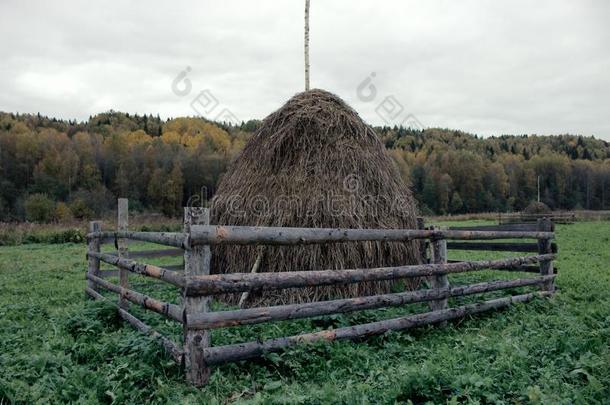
[304,0,311,91]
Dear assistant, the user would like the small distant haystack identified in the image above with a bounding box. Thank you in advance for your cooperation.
[210,89,420,306]
[523,201,552,215]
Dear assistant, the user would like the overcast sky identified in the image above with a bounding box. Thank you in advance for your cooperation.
[1,0,609,139]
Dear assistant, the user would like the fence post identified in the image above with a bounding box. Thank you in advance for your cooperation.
[183,207,211,386]
[87,221,102,293]
[429,227,449,314]
[118,198,129,309]
[537,218,555,292]
[416,217,429,264]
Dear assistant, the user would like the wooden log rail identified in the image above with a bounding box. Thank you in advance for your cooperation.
[202,291,553,365]
[446,241,558,253]
[85,202,557,387]
[185,254,556,295]
[449,223,538,232]
[187,275,555,329]
[188,225,554,246]
[85,287,183,363]
[498,212,575,225]
[87,230,186,248]
[108,248,183,259]
[87,251,185,288]
[86,273,183,323]
[446,261,551,273]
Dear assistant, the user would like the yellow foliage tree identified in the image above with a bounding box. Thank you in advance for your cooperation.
[161,131,181,144]
[125,129,152,145]
[163,117,231,152]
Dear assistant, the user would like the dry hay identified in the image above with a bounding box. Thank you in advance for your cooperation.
[210,89,421,306]
[524,201,552,215]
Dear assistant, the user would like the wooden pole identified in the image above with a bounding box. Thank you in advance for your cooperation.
[87,231,186,248]
[87,273,183,323]
[304,0,310,91]
[187,276,554,330]
[118,198,129,309]
[202,291,553,365]
[85,287,183,363]
[87,251,185,288]
[118,248,183,259]
[183,207,211,386]
[238,248,263,308]
[537,218,555,292]
[118,308,183,363]
[87,221,102,293]
[416,217,429,264]
[189,225,554,246]
[446,242,546,252]
[429,231,449,314]
[185,253,556,295]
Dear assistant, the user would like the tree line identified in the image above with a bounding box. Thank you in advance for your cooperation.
[0,111,608,222]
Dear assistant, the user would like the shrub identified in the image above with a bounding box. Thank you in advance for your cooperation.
[0,223,86,245]
[24,194,56,223]
[54,202,73,222]
[49,228,85,244]
[69,198,94,220]
[71,186,114,217]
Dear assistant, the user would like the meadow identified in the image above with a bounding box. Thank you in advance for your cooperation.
[0,221,609,404]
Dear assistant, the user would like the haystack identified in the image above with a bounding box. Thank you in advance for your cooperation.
[210,89,421,306]
[523,201,551,215]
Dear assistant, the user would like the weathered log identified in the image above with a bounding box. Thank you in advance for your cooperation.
[416,217,429,264]
[429,234,449,314]
[187,276,554,329]
[447,241,557,253]
[446,262,553,273]
[202,291,553,365]
[449,223,538,232]
[118,308,183,364]
[87,231,186,248]
[537,218,555,292]
[118,198,129,310]
[104,260,183,271]
[117,249,184,258]
[304,0,310,90]
[85,287,183,363]
[85,286,105,300]
[87,273,183,322]
[87,251,185,288]
[87,221,102,292]
[188,225,554,246]
[500,213,575,225]
[186,254,556,295]
[448,242,535,252]
[238,249,263,308]
[183,207,211,386]
[99,269,119,278]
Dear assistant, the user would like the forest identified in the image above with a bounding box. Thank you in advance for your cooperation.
[0,110,608,222]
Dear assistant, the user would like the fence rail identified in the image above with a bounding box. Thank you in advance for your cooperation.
[186,275,554,330]
[183,254,554,295]
[188,225,554,245]
[498,212,576,224]
[85,199,557,386]
[201,291,553,365]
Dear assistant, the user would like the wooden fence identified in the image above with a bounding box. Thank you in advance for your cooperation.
[498,212,575,224]
[85,199,557,386]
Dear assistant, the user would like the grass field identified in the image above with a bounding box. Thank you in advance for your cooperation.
[0,221,609,404]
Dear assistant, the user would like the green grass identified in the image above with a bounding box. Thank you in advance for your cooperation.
[0,221,609,404]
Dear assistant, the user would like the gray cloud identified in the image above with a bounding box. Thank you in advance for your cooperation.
[0,0,608,140]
